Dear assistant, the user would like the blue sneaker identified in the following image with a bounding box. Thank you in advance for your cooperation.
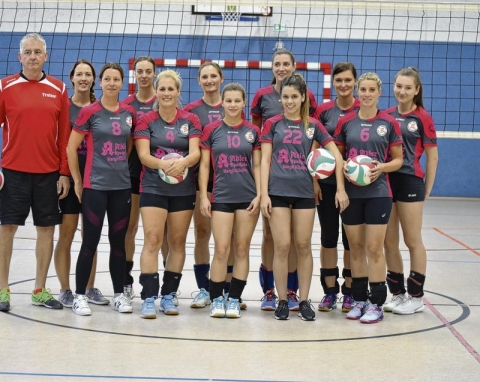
[210,296,226,318]
[261,289,277,311]
[141,297,157,319]
[225,298,241,318]
[318,294,337,312]
[287,289,299,311]
[190,288,210,308]
[159,293,179,315]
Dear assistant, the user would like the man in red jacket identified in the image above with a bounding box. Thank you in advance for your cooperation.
[0,33,71,311]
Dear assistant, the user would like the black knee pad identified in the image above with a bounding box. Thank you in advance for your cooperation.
[407,271,426,297]
[341,268,352,295]
[320,267,339,294]
[139,272,159,300]
[369,282,387,306]
[386,271,406,295]
[351,277,369,302]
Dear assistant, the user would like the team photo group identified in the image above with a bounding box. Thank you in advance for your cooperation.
[0,32,438,324]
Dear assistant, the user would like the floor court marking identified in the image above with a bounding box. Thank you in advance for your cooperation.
[433,227,480,257]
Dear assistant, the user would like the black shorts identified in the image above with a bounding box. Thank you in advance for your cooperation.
[211,202,251,213]
[0,169,62,226]
[130,177,140,195]
[140,193,196,213]
[270,195,315,210]
[59,180,81,215]
[389,173,425,203]
[341,197,392,225]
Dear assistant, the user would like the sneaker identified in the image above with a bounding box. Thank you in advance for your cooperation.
[318,293,337,312]
[123,284,135,300]
[58,289,74,308]
[0,287,10,312]
[341,295,355,313]
[86,288,109,305]
[298,300,316,321]
[173,290,181,306]
[346,301,366,320]
[261,289,277,311]
[31,288,63,309]
[159,293,179,315]
[383,293,407,312]
[141,297,157,319]
[111,293,133,313]
[392,296,425,315]
[360,302,384,324]
[287,290,300,311]
[225,298,241,318]
[210,296,226,318]
[239,297,248,310]
[190,288,210,308]
[72,294,91,316]
[274,299,290,320]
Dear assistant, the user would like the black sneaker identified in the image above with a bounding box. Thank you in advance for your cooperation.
[298,300,316,321]
[274,299,289,320]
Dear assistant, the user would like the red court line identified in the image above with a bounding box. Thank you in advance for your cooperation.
[433,227,480,257]
[424,298,480,364]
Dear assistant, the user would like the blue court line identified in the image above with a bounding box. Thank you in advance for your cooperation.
[0,371,296,382]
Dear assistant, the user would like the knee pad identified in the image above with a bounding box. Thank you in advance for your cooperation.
[386,271,406,295]
[320,267,339,295]
[351,277,369,302]
[407,271,426,297]
[341,268,352,295]
[259,264,274,293]
[227,265,234,274]
[287,270,298,292]
[193,263,210,291]
[369,282,387,306]
[139,272,160,300]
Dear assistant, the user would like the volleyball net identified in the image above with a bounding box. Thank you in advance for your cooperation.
[0,0,479,137]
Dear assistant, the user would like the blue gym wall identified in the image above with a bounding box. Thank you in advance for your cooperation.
[1,32,479,197]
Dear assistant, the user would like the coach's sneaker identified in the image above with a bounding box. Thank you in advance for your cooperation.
[287,289,300,311]
[360,302,384,324]
[210,296,226,318]
[274,299,290,320]
[261,289,277,311]
[86,288,109,305]
[383,293,407,312]
[318,293,337,312]
[0,288,11,312]
[123,284,135,300]
[58,289,74,308]
[160,293,179,315]
[298,300,316,321]
[341,294,355,312]
[225,298,241,318]
[72,294,91,316]
[111,293,133,313]
[32,288,63,309]
[141,297,157,319]
[190,288,210,308]
[346,301,366,320]
[392,296,425,315]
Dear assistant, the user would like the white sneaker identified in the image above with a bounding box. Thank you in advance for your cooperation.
[173,290,180,306]
[72,294,91,316]
[383,293,407,312]
[392,296,425,315]
[210,296,226,318]
[225,298,241,318]
[123,285,135,300]
[191,288,210,308]
[111,293,133,313]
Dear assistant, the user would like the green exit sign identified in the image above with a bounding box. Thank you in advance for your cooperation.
[273,23,287,32]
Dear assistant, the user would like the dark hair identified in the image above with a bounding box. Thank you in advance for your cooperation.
[271,48,296,85]
[394,67,424,109]
[197,62,224,79]
[221,83,246,101]
[134,56,156,71]
[99,62,124,81]
[70,59,96,103]
[332,62,357,81]
[280,74,310,131]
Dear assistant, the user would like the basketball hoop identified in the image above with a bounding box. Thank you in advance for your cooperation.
[221,11,242,23]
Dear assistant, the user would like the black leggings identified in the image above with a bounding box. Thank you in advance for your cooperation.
[75,188,131,295]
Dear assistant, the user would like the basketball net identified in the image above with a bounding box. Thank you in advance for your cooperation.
[221,11,242,24]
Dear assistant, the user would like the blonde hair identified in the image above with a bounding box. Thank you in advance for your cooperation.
[357,72,382,90]
[153,69,183,110]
